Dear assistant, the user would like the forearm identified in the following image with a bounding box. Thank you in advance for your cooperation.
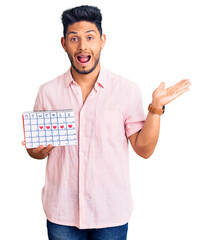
[135,112,161,158]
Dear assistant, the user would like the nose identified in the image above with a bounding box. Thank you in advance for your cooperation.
[79,38,87,51]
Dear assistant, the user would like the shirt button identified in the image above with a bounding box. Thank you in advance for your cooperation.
[81,152,84,156]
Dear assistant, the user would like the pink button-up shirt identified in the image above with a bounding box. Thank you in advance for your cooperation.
[33,65,146,229]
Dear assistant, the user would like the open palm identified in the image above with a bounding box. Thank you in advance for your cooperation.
[152,79,191,108]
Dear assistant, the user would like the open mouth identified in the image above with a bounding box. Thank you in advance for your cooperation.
[76,55,91,64]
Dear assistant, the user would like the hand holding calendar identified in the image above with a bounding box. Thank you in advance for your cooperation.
[22,141,55,159]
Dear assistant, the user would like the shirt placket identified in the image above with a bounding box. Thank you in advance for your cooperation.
[77,85,96,228]
[78,110,86,228]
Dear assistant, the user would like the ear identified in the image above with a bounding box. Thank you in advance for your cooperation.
[61,37,67,52]
[100,34,106,50]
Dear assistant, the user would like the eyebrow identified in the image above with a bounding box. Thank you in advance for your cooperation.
[67,30,96,35]
[85,30,96,34]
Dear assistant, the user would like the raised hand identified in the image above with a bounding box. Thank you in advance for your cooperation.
[152,79,191,108]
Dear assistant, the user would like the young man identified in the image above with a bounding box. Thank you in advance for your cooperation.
[23,5,191,240]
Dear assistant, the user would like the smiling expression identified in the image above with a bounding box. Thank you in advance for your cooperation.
[61,21,106,75]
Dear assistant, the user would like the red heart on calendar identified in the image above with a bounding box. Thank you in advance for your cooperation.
[53,126,57,129]
[46,126,50,130]
[60,125,64,129]
[39,126,43,130]
[68,125,72,128]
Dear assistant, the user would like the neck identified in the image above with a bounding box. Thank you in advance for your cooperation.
[71,63,101,88]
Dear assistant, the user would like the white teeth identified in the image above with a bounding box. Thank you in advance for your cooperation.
[78,54,90,56]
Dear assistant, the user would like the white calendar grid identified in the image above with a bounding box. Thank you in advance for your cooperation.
[23,110,77,148]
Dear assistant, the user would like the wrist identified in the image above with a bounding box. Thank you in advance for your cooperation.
[148,103,165,115]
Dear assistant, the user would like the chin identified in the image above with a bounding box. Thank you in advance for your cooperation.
[72,60,100,75]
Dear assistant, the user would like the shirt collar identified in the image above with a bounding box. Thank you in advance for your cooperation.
[65,65,106,91]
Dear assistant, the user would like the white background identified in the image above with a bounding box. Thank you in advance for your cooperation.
[0,0,212,239]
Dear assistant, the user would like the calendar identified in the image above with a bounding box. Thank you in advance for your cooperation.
[22,110,77,149]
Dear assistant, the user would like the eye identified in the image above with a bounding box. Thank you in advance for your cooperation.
[87,36,94,40]
[71,37,78,42]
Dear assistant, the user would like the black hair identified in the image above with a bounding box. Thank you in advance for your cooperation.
[61,5,102,38]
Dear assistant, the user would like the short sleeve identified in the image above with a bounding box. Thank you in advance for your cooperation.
[33,86,45,111]
[124,83,146,138]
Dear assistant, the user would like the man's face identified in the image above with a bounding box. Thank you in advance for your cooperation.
[61,21,106,75]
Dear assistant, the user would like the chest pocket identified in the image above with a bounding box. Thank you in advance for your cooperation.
[95,110,124,138]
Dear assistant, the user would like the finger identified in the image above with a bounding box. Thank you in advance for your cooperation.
[179,79,190,87]
[168,79,190,90]
[168,80,191,93]
[172,87,190,99]
[177,79,190,85]
[157,82,166,89]
[41,146,54,156]
[40,144,54,156]
[165,87,190,105]
[32,145,45,154]
[173,82,191,93]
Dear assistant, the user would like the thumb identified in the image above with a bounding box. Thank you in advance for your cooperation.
[157,82,166,89]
